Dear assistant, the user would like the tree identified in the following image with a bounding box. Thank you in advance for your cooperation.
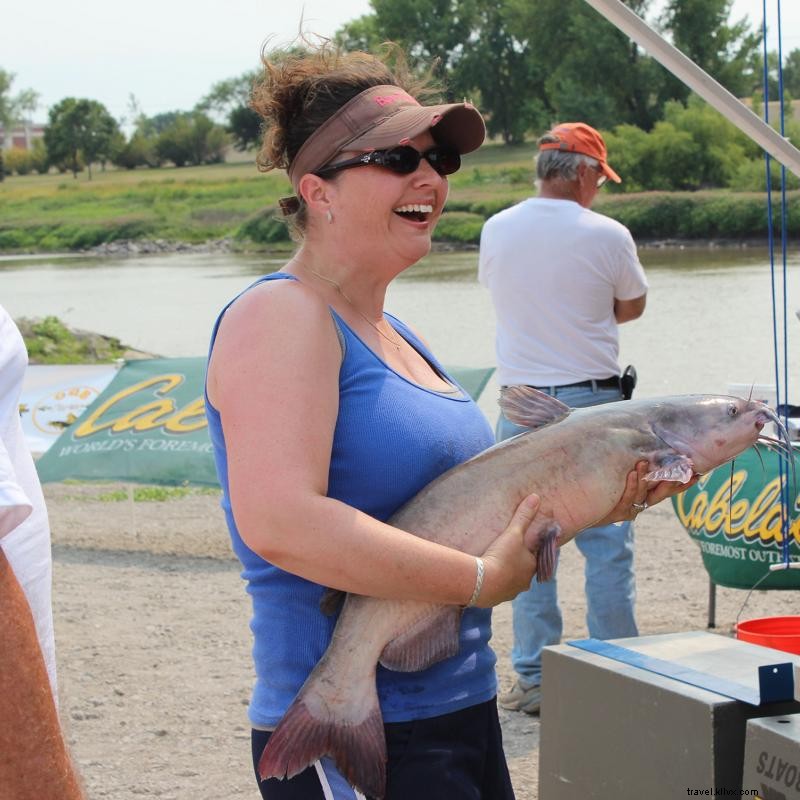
[335,14,384,52]
[44,98,120,179]
[783,49,800,98]
[0,69,39,132]
[198,71,263,151]
[658,0,759,101]
[519,0,666,131]
[154,112,228,167]
[458,0,549,143]
[365,0,479,98]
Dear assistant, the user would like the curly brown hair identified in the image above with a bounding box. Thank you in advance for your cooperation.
[251,40,436,234]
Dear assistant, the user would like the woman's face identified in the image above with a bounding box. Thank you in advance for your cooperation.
[325,130,450,271]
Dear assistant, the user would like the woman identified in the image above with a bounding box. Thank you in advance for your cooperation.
[205,43,671,800]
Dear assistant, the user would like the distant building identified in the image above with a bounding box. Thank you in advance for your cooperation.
[0,122,46,151]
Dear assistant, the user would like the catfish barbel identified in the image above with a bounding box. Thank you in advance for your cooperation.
[258,388,792,798]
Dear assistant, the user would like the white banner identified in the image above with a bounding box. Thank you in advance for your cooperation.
[21,365,118,454]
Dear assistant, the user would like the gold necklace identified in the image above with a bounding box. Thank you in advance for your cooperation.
[304,267,403,351]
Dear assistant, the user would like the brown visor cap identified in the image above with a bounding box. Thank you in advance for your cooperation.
[287,84,486,193]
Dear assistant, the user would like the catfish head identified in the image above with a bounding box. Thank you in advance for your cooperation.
[648,395,790,475]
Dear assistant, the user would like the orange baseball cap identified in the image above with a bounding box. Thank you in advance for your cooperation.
[538,122,621,184]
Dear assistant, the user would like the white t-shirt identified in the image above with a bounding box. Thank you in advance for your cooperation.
[0,305,57,693]
[478,197,648,387]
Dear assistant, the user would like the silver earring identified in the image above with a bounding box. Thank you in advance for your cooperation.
[326,209,334,224]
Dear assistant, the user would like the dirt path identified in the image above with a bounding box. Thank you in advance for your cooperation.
[46,483,783,799]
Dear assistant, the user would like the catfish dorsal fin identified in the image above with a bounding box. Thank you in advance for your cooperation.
[499,386,571,430]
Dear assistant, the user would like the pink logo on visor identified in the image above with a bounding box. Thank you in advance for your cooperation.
[374,91,417,107]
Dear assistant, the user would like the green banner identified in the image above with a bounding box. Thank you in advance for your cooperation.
[36,359,495,487]
[672,444,800,590]
[36,358,218,486]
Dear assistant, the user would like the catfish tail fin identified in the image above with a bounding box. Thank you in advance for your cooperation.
[258,674,386,798]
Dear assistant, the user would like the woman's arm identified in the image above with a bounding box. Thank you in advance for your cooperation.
[207,280,540,608]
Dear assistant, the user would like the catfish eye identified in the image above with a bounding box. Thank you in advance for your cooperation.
[727,403,739,417]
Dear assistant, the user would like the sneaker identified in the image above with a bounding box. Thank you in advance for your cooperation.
[499,680,541,714]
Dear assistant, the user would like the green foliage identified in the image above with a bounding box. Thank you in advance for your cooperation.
[729,153,800,192]
[3,147,34,175]
[784,49,800,98]
[89,484,218,502]
[228,105,262,151]
[658,0,758,101]
[335,14,384,51]
[197,70,262,151]
[604,98,759,192]
[29,138,49,174]
[44,97,120,179]
[112,131,157,170]
[367,0,477,98]
[434,211,485,244]
[18,315,126,364]
[513,0,665,131]
[593,191,800,239]
[155,112,229,167]
[236,207,291,244]
[457,0,549,143]
[0,68,39,131]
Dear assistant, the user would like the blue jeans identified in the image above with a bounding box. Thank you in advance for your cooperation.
[496,384,638,687]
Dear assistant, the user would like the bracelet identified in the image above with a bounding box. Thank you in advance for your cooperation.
[466,557,485,607]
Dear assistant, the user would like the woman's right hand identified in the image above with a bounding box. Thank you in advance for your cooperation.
[475,494,541,608]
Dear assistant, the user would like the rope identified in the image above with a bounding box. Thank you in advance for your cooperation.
[762,0,792,570]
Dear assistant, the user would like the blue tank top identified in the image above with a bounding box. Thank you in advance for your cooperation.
[205,272,496,726]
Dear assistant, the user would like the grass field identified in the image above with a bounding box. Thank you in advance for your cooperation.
[0,142,795,251]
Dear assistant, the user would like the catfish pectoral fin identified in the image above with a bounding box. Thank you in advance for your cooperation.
[645,454,695,483]
[525,522,560,583]
[258,695,387,799]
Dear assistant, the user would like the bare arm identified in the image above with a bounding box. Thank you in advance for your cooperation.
[614,293,646,323]
[207,280,539,608]
[0,548,84,799]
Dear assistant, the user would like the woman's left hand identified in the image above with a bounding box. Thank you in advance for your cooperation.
[595,459,699,525]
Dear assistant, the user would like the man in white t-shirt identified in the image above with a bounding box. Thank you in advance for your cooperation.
[478,122,649,714]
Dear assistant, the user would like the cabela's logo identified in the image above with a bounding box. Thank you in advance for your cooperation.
[674,469,800,548]
[73,375,207,437]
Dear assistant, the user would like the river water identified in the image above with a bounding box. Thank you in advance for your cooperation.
[3,245,799,422]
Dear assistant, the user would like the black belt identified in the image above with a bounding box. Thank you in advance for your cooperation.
[524,377,621,392]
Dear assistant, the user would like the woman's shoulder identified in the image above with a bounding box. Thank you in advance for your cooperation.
[223,272,330,331]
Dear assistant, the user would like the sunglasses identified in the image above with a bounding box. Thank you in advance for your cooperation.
[316,144,461,179]
[590,163,608,188]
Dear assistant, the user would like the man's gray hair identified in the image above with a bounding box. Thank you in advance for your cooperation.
[535,133,598,181]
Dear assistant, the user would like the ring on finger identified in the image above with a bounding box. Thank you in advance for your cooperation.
[632,501,648,513]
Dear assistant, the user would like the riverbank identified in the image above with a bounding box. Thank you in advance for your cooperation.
[47,481,783,799]
[1,145,797,253]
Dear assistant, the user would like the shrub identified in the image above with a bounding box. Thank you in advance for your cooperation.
[30,138,49,174]
[434,212,485,244]
[4,147,34,175]
[113,131,157,170]
[236,207,291,244]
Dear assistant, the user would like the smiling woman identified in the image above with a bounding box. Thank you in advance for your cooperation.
[202,39,653,800]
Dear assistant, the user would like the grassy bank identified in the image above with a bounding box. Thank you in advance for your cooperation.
[1,143,796,252]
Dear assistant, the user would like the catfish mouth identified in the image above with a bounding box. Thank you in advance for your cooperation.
[393,203,433,223]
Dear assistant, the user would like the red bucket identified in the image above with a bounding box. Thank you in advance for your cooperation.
[736,616,800,655]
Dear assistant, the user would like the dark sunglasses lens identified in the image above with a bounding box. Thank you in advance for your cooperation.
[384,146,420,174]
[427,147,460,175]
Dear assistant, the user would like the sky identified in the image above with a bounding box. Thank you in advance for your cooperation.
[1,0,799,125]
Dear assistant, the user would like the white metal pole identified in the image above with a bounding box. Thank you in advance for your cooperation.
[582,0,800,178]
